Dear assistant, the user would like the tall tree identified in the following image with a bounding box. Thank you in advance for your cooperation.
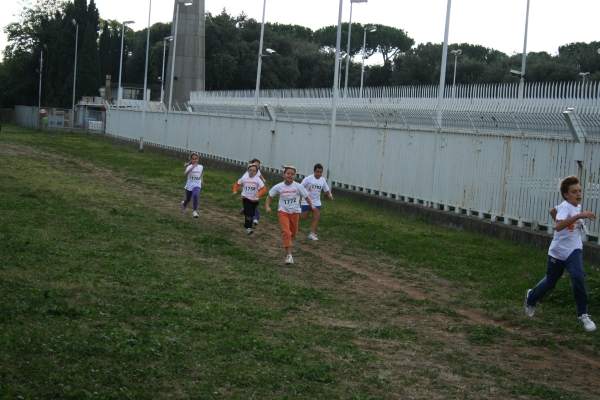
[77,20,101,96]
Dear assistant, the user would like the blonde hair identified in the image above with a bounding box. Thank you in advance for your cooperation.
[280,164,296,174]
[247,163,259,171]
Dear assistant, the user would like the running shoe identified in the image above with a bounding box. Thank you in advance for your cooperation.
[285,254,294,265]
[253,219,259,226]
[181,201,187,213]
[579,314,596,332]
[246,228,254,235]
[524,289,535,317]
[308,232,319,241]
[192,211,199,218]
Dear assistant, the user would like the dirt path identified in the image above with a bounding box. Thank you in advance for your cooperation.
[4,142,600,398]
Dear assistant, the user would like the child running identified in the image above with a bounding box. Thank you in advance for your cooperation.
[239,158,267,226]
[233,163,266,235]
[182,152,204,218]
[265,165,317,265]
[525,175,597,332]
[300,163,334,241]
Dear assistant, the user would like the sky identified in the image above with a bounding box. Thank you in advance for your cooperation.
[1,0,599,64]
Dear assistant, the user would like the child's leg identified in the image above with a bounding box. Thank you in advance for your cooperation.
[183,189,193,206]
[243,198,257,229]
[527,256,566,306]
[290,213,299,239]
[191,187,201,211]
[278,211,293,250]
[565,249,589,316]
[310,208,321,233]
[254,205,260,221]
[300,205,311,221]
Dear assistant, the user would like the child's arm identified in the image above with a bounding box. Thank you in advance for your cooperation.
[260,175,266,184]
[325,190,334,201]
[265,195,273,213]
[549,207,557,222]
[233,182,240,195]
[184,165,193,177]
[257,186,266,197]
[555,211,597,232]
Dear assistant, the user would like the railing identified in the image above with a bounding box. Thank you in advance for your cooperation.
[191,81,600,108]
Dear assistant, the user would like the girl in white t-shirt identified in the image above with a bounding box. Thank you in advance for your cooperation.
[300,163,334,241]
[265,165,317,265]
[525,175,597,332]
[182,153,204,218]
[233,163,266,235]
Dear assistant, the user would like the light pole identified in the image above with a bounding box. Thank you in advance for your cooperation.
[518,0,531,100]
[71,19,78,128]
[118,20,135,103]
[161,36,173,103]
[37,48,44,110]
[344,0,368,98]
[168,0,194,112]
[254,0,268,114]
[360,25,376,98]
[326,0,344,181]
[451,49,461,98]
[579,72,590,83]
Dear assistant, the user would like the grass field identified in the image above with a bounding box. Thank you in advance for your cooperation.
[1,124,600,399]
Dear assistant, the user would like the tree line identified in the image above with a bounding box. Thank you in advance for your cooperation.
[1,0,599,109]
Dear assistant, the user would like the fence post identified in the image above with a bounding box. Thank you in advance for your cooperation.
[139,137,144,153]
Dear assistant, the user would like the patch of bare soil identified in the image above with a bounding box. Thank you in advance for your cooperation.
[4,142,600,399]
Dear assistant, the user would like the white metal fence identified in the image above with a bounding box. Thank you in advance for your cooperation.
[14,106,106,133]
[16,82,600,239]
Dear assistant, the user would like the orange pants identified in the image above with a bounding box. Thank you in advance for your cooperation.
[278,211,299,248]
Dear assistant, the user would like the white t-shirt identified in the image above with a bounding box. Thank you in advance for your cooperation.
[184,164,203,191]
[301,175,330,207]
[237,175,264,201]
[548,200,583,260]
[269,181,309,214]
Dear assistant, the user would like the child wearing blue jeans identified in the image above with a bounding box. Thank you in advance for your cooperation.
[525,175,597,332]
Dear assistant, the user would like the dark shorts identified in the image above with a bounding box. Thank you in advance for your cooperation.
[301,205,322,213]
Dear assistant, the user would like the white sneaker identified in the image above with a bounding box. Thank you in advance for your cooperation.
[246,228,254,235]
[524,289,535,317]
[308,232,319,241]
[181,201,187,213]
[579,314,596,332]
[285,254,294,265]
[192,211,199,218]
[253,219,258,226]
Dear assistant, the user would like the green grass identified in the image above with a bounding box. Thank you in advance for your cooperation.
[1,124,598,399]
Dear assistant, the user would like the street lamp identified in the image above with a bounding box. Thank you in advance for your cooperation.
[451,49,461,98]
[168,0,194,112]
[517,0,531,100]
[254,0,268,114]
[71,19,78,127]
[161,36,173,103]
[360,25,376,98]
[580,72,590,83]
[118,20,135,103]
[344,0,368,98]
